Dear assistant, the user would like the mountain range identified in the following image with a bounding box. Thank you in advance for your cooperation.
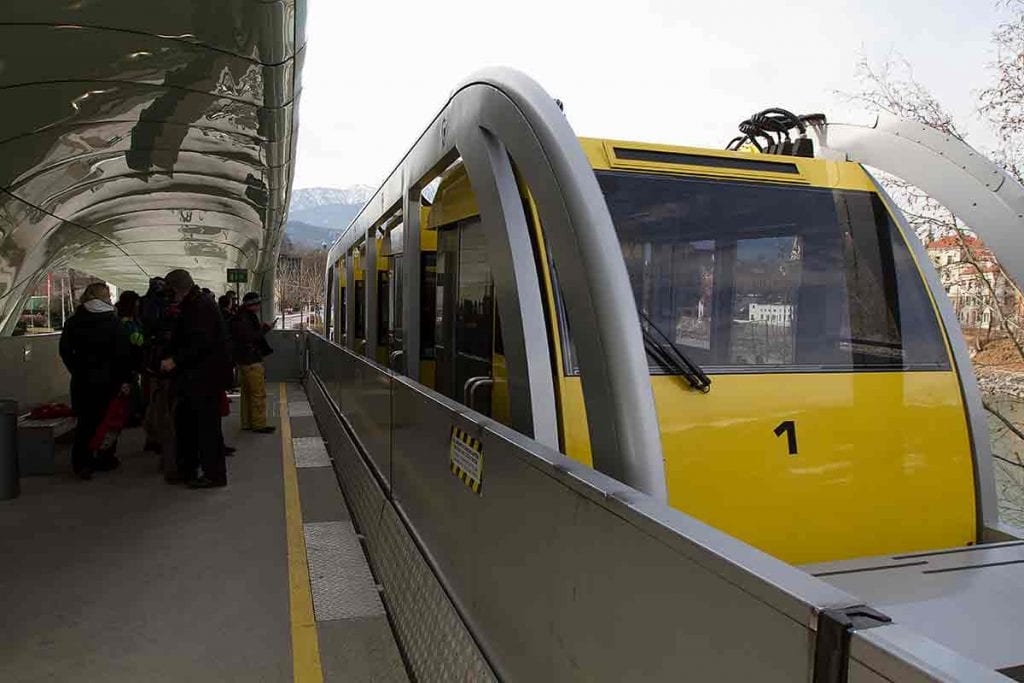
[284,185,374,250]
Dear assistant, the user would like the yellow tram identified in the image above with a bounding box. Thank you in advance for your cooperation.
[329,135,977,565]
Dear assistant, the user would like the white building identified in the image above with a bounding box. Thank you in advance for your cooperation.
[748,303,793,326]
[926,235,1018,330]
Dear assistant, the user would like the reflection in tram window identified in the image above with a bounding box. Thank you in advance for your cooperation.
[456,224,493,366]
[729,236,800,366]
[432,218,494,414]
[586,171,949,374]
[620,238,715,352]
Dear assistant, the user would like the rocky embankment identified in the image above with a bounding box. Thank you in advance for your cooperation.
[978,367,1024,399]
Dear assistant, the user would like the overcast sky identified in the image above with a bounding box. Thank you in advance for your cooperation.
[293,0,1012,190]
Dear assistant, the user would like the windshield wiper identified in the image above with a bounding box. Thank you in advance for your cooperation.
[638,311,712,393]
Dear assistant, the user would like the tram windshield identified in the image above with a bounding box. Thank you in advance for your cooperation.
[561,171,950,375]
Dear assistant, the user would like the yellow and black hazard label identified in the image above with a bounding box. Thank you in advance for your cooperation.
[449,426,483,494]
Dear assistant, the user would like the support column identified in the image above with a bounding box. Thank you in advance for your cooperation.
[259,269,276,324]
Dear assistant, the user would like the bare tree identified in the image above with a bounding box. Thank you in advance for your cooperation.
[274,244,328,329]
[275,255,300,325]
[840,54,965,242]
[296,247,328,330]
[979,0,1024,185]
[844,53,966,140]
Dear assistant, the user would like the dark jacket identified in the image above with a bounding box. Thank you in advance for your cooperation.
[59,305,132,408]
[169,286,232,398]
[139,279,167,340]
[230,309,272,365]
[219,306,235,360]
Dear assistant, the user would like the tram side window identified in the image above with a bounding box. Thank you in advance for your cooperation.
[421,253,436,359]
[378,271,390,343]
[554,172,950,375]
[391,255,403,338]
[457,225,494,365]
[432,218,494,413]
[355,280,365,340]
[339,287,346,339]
[325,266,334,339]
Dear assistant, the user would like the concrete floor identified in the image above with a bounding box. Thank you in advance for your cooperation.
[0,382,406,682]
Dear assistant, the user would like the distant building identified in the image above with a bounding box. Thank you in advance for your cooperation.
[278,253,301,270]
[925,235,1019,330]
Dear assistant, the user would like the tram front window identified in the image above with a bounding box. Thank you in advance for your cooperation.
[580,171,950,374]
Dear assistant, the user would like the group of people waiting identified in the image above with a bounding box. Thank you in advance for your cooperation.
[58,268,276,487]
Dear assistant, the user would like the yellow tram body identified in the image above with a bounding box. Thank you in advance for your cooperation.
[341,137,978,565]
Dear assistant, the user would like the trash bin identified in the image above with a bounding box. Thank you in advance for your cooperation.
[0,399,19,500]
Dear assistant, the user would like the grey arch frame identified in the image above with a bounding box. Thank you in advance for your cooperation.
[327,68,667,500]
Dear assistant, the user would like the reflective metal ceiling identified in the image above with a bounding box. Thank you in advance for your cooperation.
[0,1,305,332]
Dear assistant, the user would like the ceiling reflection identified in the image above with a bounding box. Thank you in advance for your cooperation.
[0,1,304,333]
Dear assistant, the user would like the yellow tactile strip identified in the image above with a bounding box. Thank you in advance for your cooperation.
[280,383,325,683]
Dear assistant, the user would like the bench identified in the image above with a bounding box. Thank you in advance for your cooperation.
[17,415,76,476]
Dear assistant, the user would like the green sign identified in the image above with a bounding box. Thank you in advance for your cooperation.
[227,268,249,284]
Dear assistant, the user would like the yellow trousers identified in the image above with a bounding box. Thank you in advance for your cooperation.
[239,363,267,429]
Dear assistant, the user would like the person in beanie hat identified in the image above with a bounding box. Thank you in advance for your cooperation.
[229,291,275,433]
[161,269,233,487]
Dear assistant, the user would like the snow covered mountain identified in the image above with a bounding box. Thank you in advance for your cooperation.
[289,185,375,213]
[285,185,373,248]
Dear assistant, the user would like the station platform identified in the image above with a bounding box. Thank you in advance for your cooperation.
[0,383,408,683]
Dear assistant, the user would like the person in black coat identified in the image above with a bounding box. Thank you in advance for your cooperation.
[59,283,132,479]
[160,269,233,488]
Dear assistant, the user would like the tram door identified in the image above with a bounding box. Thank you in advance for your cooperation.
[434,218,494,415]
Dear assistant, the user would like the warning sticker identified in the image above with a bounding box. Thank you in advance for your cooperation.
[449,426,483,494]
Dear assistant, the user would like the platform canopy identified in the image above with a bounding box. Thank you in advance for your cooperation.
[0,0,305,332]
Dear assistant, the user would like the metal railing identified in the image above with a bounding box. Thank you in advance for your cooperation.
[304,332,1004,682]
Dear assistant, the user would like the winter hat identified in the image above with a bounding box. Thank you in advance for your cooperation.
[165,269,194,295]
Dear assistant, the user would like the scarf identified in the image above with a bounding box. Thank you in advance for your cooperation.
[83,299,115,313]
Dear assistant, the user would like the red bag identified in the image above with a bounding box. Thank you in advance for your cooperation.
[219,391,230,417]
[89,396,130,453]
[29,403,74,420]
